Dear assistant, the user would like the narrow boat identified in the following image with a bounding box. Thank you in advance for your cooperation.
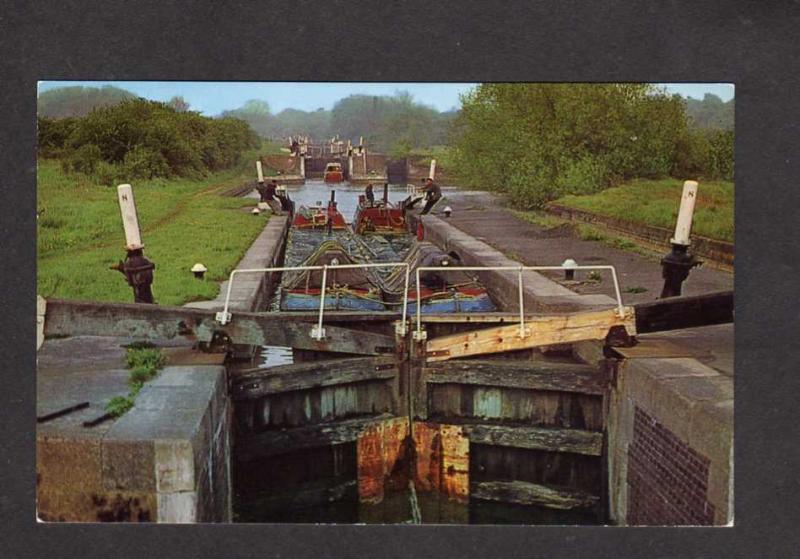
[280,239,385,311]
[352,183,407,235]
[291,191,348,231]
[323,162,344,183]
[380,242,497,314]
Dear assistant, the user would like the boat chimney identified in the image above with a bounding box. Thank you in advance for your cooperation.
[383,182,389,204]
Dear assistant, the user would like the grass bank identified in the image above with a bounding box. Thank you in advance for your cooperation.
[552,178,734,242]
[38,149,268,306]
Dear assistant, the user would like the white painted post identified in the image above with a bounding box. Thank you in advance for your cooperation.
[359,136,363,147]
[671,180,699,245]
[256,160,264,183]
[37,295,46,351]
[299,155,306,178]
[117,184,144,250]
[429,159,437,180]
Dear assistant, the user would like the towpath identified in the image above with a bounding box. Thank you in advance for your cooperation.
[435,191,733,306]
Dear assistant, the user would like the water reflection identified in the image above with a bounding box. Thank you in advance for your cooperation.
[258,345,293,368]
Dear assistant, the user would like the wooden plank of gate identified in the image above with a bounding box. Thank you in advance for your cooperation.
[44,298,396,356]
[425,307,636,362]
[382,418,411,494]
[357,417,410,504]
[461,423,603,456]
[440,424,469,502]
[231,356,398,400]
[357,423,385,504]
[472,480,599,510]
[412,422,441,494]
[424,360,606,396]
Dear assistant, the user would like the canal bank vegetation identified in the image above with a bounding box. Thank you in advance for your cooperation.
[37,96,278,305]
[450,84,734,210]
[37,149,269,306]
[554,178,734,242]
[106,346,167,417]
[38,97,261,183]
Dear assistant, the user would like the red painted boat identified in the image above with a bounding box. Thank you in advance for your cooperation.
[352,195,407,235]
[323,162,344,183]
[291,201,348,230]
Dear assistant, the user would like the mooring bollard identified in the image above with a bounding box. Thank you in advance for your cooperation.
[660,180,702,298]
[112,184,156,304]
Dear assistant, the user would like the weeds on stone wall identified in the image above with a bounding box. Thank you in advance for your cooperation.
[106,345,167,418]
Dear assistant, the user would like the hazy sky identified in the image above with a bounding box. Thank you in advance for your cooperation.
[37,81,734,116]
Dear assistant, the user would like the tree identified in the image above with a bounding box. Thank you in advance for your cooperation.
[685,93,734,130]
[450,83,704,207]
[168,96,190,112]
[40,98,260,179]
[38,85,137,118]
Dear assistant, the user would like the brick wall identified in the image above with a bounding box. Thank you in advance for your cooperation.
[627,406,714,525]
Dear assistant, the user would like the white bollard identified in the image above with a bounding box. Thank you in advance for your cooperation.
[429,158,437,180]
[671,180,699,245]
[117,184,144,250]
[256,160,264,182]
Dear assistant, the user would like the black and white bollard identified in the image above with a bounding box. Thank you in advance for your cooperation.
[191,263,207,279]
[562,258,578,281]
[112,184,156,304]
[660,180,702,298]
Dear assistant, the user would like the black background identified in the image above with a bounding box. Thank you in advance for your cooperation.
[2,1,799,557]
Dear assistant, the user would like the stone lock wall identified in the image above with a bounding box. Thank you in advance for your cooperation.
[37,365,232,523]
[607,356,733,526]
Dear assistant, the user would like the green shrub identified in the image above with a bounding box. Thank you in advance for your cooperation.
[104,347,167,418]
[106,396,135,417]
[122,145,171,179]
[37,116,79,157]
[45,98,259,180]
[94,161,120,186]
[555,155,609,197]
[65,143,102,175]
[450,84,733,207]
[128,365,157,387]
[125,347,167,370]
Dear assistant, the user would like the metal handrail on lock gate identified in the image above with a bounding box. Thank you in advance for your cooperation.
[412,264,626,340]
[215,263,411,340]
